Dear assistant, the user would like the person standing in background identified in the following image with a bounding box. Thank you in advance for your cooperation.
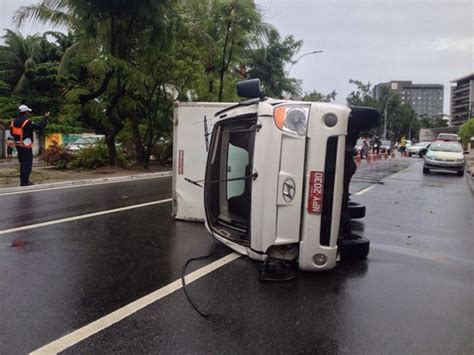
[10,105,49,186]
[399,136,407,156]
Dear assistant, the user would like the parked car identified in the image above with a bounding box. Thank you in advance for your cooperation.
[437,133,459,142]
[423,141,465,176]
[407,141,431,158]
[66,137,102,152]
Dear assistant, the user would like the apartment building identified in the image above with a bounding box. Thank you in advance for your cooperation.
[450,73,474,126]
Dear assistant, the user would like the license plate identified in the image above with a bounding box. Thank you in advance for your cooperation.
[307,171,324,214]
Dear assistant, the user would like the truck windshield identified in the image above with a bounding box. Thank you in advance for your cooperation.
[205,116,257,245]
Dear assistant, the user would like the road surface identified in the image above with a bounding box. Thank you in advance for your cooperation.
[0,156,472,354]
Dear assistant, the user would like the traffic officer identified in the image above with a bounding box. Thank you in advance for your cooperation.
[10,105,49,186]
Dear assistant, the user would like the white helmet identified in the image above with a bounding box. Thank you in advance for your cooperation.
[19,104,32,113]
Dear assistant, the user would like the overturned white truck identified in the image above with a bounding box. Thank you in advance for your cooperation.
[173,79,380,280]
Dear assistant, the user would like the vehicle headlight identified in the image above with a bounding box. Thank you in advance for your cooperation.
[425,154,434,161]
[456,159,464,162]
[274,105,310,136]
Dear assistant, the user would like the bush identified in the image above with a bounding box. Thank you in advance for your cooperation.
[69,142,128,169]
[459,118,474,146]
[41,141,74,169]
[69,143,109,169]
[151,139,172,164]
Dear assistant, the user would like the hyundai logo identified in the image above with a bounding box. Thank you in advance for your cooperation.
[282,177,296,203]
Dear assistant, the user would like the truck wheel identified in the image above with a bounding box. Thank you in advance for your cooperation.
[408,153,412,157]
[338,236,370,260]
[348,203,366,219]
[423,167,430,174]
[457,170,464,177]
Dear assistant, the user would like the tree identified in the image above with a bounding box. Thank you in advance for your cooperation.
[0,30,43,94]
[0,30,72,131]
[183,0,271,102]
[15,0,175,165]
[459,118,474,146]
[123,15,202,167]
[346,79,378,108]
[302,89,337,102]
[246,28,302,98]
[417,115,448,129]
[347,80,417,141]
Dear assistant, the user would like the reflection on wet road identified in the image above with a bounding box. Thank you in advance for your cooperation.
[1,156,473,354]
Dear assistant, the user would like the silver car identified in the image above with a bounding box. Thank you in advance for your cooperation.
[407,141,431,158]
[423,141,465,176]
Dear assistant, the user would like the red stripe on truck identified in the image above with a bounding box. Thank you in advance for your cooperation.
[178,150,184,174]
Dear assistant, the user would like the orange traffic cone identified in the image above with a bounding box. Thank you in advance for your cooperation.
[355,154,361,164]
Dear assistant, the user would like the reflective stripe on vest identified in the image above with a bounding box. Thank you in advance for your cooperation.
[11,119,32,148]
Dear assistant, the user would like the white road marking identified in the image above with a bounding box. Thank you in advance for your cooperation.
[354,185,375,195]
[0,198,172,236]
[0,172,172,197]
[30,252,241,355]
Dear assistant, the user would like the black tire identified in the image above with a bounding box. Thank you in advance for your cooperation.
[457,170,464,177]
[338,236,370,260]
[348,203,366,219]
[408,153,412,157]
[423,167,430,174]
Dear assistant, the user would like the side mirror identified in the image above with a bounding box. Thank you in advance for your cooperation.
[237,79,264,99]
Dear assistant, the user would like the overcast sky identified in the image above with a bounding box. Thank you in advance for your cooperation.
[1,0,473,113]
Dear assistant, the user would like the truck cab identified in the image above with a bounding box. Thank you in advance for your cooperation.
[203,80,379,274]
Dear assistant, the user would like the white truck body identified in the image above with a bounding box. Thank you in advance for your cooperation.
[173,98,352,271]
[172,102,232,221]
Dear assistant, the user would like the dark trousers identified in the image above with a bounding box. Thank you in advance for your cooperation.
[16,146,33,184]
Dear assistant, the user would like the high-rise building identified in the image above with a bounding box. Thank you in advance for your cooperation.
[450,73,474,127]
[373,81,444,117]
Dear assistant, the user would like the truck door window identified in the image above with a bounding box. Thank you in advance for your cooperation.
[227,143,249,199]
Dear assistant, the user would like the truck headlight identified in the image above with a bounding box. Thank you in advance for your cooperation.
[425,154,434,161]
[274,105,310,136]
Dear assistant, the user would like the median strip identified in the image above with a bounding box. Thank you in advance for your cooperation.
[0,171,172,197]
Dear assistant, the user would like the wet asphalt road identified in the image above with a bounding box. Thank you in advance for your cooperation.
[1,156,473,354]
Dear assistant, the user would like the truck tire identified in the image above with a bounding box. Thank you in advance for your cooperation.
[338,236,370,260]
[457,170,464,177]
[423,167,430,174]
[348,203,366,219]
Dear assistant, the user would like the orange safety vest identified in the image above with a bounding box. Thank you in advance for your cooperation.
[10,119,32,148]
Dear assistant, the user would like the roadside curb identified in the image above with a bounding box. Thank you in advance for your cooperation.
[0,171,172,195]
[466,159,474,194]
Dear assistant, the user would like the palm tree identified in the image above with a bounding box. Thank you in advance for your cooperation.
[0,30,44,93]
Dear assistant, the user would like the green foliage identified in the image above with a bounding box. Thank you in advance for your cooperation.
[7,0,297,167]
[69,142,128,169]
[41,141,74,169]
[459,118,474,146]
[418,115,449,129]
[246,29,302,98]
[346,79,378,108]
[69,143,109,169]
[347,79,418,141]
[302,90,337,102]
[151,139,172,164]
